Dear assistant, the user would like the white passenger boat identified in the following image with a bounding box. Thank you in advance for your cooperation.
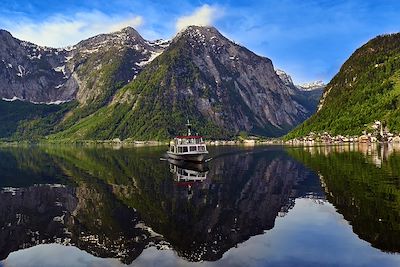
[167,121,209,162]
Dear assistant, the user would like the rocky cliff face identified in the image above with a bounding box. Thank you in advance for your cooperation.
[67,27,166,106]
[171,26,316,134]
[0,27,167,104]
[167,26,310,134]
[0,30,76,103]
[275,68,324,117]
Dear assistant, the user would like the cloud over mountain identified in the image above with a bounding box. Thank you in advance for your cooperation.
[1,10,143,47]
[176,4,222,32]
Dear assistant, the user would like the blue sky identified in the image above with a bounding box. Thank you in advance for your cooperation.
[0,0,399,84]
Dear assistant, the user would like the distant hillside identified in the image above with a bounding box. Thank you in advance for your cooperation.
[275,69,324,117]
[287,33,400,139]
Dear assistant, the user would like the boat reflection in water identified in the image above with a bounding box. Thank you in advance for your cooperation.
[169,159,209,197]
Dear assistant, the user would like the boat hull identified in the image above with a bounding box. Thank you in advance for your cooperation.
[168,158,209,172]
[167,152,208,162]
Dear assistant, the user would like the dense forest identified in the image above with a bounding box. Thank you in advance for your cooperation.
[287,33,400,139]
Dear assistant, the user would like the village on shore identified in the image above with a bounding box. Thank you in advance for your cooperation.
[3,120,400,147]
[286,121,400,144]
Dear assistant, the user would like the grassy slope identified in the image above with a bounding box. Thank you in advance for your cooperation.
[49,40,232,141]
[287,33,400,139]
[53,47,130,133]
[0,100,75,141]
[1,47,138,142]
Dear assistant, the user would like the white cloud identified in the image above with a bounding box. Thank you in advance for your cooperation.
[176,4,222,32]
[1,10,143,48]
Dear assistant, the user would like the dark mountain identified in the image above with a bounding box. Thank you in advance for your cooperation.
[0,26,321,140]
[49,26,318,140]
[287,33,400,138]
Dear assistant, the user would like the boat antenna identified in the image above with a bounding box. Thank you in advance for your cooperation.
[186,119,192,136]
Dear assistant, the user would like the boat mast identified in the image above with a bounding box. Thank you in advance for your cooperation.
[186,120,192,136]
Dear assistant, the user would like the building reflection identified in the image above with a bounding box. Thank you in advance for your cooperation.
[301,143,400,169]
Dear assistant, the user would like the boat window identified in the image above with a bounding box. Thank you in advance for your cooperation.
[190,146,197,151]
[198,146,205,152]
[182,147,188,153]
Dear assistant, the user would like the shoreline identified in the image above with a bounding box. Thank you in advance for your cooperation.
[0,138,283,147]
[1,138,400,148]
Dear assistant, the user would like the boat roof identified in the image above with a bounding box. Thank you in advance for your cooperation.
[175,135,203,139]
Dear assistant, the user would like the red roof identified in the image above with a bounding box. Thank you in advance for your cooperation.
[175,135,203,139]
[176,181,196,187]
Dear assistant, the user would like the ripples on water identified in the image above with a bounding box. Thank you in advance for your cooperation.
[0,144,399,267]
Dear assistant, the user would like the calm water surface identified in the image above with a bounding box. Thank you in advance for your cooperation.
[0,144,399,267]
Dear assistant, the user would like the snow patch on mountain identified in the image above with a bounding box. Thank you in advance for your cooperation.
[275,69,326,90]
[136,51,162,67]
[53,65,66,75]
[275,69,294,86]
[2,96,23,102]
[2,96,71,105]
[298,81,326,90]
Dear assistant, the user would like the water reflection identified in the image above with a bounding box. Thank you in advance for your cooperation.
[169,159,208,198]
[0,144,399,266]
[0,146,322,263]
[288,143,400,253]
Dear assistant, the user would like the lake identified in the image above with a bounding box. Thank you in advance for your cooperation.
[0,144,399,267]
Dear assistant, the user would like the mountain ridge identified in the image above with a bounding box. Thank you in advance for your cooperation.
[49,26,320,140]
[0,25,322,140]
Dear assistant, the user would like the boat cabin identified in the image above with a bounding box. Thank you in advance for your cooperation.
[169,136,207,154]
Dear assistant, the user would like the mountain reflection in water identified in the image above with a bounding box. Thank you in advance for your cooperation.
[288,143,400,253]
[0,144,399,267]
